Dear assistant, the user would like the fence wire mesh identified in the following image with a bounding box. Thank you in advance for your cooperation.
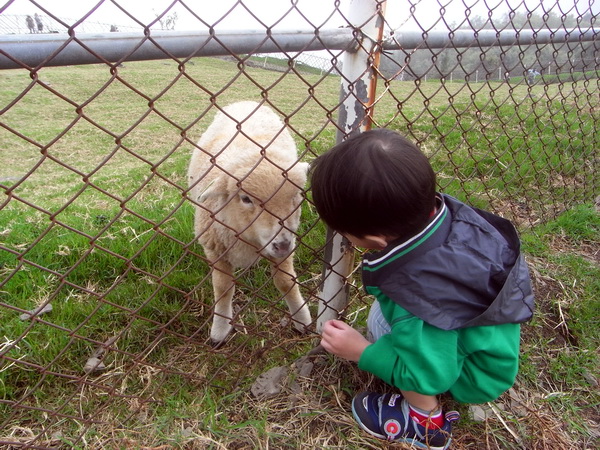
[0,0,598,448]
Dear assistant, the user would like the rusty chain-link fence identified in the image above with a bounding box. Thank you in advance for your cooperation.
[1,0,598,448]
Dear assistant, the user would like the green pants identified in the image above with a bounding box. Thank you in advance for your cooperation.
[361,299,521,404]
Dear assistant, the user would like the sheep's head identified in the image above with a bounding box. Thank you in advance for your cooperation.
[200,159,308,260]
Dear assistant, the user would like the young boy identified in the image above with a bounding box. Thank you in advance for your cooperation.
[310,129,534,449]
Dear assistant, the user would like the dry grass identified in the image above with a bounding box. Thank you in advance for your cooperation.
[1,259,598,448]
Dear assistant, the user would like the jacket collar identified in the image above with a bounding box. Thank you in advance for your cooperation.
[362,194,450,272]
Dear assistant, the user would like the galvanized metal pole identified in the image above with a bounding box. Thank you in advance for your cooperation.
[1,27,597,70]
[384,28,600,51]
[0,28,355,69]
[316,0,386,332]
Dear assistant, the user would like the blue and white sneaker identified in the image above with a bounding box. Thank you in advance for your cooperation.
[351,392,459,449]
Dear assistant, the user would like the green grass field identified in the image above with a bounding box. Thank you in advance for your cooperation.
[1,57,598,448]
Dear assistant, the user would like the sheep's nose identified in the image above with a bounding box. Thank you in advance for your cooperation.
[272,239,291,254]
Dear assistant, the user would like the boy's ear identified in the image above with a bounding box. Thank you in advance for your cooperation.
[363,235,390,250]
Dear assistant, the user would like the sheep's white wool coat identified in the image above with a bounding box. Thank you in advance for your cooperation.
[188,101,308,268]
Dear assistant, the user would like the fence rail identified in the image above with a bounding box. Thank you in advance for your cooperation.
[2,27,598,70]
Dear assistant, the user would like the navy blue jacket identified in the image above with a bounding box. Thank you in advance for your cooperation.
[361,194,534,330]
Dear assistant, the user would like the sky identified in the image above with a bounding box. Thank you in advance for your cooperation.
[2,0,598,33]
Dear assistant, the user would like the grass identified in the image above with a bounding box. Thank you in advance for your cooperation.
[0,56,599,448]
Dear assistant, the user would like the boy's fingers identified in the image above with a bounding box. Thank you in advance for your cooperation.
[321,320,338,334]
[327,319,346,330]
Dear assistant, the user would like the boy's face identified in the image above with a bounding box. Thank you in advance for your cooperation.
[343,233,389,250]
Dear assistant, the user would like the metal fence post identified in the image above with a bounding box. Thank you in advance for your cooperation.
[316,0,385,332]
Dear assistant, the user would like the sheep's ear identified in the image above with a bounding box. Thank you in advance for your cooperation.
[198,177,228,202]
[295,161,310,174]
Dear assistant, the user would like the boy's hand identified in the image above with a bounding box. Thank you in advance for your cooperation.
[320,319,370,362]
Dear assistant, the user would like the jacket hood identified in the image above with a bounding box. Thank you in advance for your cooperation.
[361,194,534,330]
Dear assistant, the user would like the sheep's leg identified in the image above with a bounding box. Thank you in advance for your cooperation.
[271,255,312,333]
[210,259,236,344]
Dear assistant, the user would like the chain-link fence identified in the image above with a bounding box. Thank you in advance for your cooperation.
[1,0,598,448]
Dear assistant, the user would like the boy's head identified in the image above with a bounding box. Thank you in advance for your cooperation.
[310,129,436,244]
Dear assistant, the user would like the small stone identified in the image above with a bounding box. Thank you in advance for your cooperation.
[294,356,314,378]
[582,370,598,387]
[469,404,494,422]
[251,366,289,398]
[50,431,64,444]
[19,303,53,320]
[83,357,106,374]
[508,388,528,417]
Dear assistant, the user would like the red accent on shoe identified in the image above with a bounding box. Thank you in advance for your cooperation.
[408,407,444,429]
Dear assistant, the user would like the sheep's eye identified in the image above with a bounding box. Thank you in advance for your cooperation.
[240,194,253,205]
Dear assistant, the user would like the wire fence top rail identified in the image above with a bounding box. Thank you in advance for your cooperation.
[2,27,598,69]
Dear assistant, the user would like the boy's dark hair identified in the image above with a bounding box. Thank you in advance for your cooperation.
[310,129,436,240]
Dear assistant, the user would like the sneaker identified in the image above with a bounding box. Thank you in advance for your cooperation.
[351,392,459,449]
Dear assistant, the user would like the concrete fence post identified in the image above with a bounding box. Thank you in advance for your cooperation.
[316,0,386,332]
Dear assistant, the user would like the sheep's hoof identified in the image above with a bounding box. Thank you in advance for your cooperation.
[294,322,313,335]
[210,337,227,348]
[210,323,234,347]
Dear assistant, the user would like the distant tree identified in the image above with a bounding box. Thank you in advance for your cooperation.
[155,11,178,30]
[448,9,595,78]
[379,9,595,82]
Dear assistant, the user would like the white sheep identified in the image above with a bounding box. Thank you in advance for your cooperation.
[187,101,312,344]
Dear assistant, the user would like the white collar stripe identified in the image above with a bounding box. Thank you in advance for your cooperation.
[363,198,447,267]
